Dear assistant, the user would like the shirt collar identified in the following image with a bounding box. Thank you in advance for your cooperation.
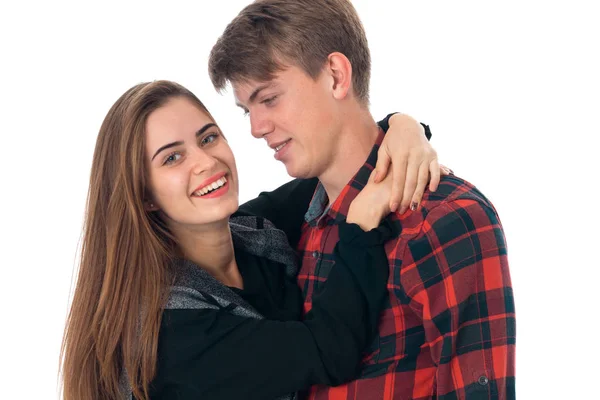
[305,127,385,227]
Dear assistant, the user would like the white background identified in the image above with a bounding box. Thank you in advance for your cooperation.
[1,0,598,398]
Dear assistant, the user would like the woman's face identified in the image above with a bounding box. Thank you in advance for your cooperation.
[144,97,239,230]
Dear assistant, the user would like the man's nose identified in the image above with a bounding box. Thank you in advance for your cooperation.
[249,110,275,139]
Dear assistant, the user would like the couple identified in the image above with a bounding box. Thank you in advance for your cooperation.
[61,1,515,399]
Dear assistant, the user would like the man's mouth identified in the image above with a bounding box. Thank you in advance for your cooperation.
[274,139,291,152]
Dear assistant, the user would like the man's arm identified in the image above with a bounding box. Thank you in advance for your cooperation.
[403,197,516,399]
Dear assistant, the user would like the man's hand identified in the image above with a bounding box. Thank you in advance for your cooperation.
[374,113,449,214]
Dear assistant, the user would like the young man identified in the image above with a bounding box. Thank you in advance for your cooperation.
[210,1,515,398]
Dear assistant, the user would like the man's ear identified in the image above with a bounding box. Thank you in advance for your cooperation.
[144,199,160,212]
[325,52,353,100]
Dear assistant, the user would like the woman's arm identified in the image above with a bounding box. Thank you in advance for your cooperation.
[377,112,432,141]
[236,113,438,246]
[148,221,393,400]
[235,177,318,249]
[375,113,443,213]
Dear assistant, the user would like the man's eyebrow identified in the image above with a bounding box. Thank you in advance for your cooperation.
[151,123,218,161]
[235,82,276,108]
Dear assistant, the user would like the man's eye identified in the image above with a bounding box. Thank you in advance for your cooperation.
[201,133,219,146]
[163,152,181,165]
[262,95,278,106]
[242,109,249,117]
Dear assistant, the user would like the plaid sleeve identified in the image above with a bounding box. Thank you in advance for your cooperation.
[403,199,516,399]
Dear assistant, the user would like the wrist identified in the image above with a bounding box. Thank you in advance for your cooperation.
[346,220,377,232]
[346,206,383,232]
[388,112,404,126]
[389,113,425,137]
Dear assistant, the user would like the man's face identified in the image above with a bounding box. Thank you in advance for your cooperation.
[233,65,342,179]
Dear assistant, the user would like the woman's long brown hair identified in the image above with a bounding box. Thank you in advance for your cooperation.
[60,81,212,400]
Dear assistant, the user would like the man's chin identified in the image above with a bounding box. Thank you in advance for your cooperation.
[283,162,302,178]
[285,165,313,180]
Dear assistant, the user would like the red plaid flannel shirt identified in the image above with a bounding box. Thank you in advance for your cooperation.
[297,132,515,399]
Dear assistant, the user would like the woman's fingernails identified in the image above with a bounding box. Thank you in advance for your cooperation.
[410,202,418,211]
[390,202,399,212]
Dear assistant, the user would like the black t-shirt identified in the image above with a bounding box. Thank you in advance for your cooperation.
[230,245,302,322]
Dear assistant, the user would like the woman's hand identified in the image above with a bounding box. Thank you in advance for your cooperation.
[374,113,448,214]
[347,170,393,232]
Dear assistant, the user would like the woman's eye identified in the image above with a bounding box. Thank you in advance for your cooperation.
[163,152,181,165]
[201,133,219,146]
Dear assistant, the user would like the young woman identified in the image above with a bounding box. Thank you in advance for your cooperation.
[60,80,441,400]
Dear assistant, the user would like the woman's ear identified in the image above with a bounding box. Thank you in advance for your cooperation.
[144,199,160,212]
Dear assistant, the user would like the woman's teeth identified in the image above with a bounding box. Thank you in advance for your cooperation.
[193,176,227,196]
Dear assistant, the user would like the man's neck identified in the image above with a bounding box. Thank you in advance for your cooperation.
[319,109,379,204]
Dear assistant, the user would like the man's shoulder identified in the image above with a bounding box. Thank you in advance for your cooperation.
[391,174,500,241]
[424,174,495,209]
